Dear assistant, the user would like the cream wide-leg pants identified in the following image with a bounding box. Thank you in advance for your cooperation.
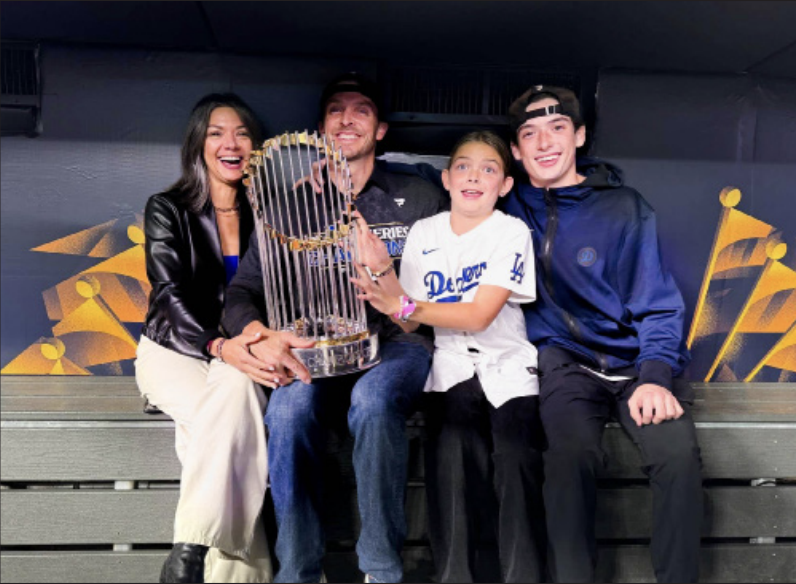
[135,335,272,583]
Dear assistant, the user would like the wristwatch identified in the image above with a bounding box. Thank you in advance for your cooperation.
[394,295,417,323]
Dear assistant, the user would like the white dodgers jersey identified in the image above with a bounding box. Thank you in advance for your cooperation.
[400,210,540,407]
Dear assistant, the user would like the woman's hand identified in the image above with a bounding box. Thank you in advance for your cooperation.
[351,262,402,317]
[223,322,316,388]
[352,211,392,272]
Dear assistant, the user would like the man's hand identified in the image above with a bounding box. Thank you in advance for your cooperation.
[351,262,402,317]
[627,383,685,426]
[291,157,327,194]
[227,322,316,388]
[352,211,391,271]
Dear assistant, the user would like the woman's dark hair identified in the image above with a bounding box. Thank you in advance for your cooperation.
[447,130,513,174]
[170,93,263,213]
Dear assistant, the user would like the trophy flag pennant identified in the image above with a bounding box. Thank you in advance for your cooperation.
[704,239,794,381]
[687,187,775,347]
[744,322,796,381]
[735,260,796,334]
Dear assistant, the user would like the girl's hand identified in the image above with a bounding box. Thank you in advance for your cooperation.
[351,262,402,316]
[352,211,391,272]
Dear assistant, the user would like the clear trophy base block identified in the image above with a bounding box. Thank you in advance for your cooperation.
[292,332,380,378]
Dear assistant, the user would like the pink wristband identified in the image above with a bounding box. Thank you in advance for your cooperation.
[393,295,417,323]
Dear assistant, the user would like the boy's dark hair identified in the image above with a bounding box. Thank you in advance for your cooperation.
[508,85,584,136]
[448,130,513,174]
[318,72,383,122]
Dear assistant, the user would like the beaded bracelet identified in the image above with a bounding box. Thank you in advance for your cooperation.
[215,338,227,364]
[371,259,395,278]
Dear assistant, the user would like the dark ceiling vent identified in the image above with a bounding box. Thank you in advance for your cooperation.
[385,65,580,125]
[1,41,42,137]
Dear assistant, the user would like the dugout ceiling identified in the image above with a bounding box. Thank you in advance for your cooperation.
[3,1,796,78]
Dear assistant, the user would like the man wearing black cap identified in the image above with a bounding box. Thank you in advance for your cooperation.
[223,72,447,583]
[501,86,703,583]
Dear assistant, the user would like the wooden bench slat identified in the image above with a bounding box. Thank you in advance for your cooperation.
[4,423,795,482]
[2,396,159,415]
[0,550,167,584]
[3,485,794,546]
[1,427,180,481]
[2,377,139,397]
[3,376,796,423]
[325,484,796,542]
[1,490,178,545]
[595,485,796,539]
[3,544,793,584]
[0,376,140,394]
[602,425,796,479]
[596,543,796,584]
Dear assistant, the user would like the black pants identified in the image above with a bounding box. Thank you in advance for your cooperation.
[538,347,703,583]
[424,376,547,583]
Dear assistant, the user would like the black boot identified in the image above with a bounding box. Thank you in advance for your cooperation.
[159,542,209,583]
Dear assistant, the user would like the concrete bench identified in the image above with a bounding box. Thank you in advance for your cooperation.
[1,376,795,583]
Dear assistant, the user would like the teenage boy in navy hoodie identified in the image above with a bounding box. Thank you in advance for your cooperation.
[501,86,703,583]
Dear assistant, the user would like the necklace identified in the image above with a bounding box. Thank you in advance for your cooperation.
[214,203,240,214]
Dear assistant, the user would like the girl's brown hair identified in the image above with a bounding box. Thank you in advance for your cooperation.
[447,130,513,174]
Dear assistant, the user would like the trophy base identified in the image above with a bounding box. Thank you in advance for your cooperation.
[292,333,380,378]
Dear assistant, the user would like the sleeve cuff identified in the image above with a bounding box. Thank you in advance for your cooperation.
[638,359,673,391]
[197,330,223,360]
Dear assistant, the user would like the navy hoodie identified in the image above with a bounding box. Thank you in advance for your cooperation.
[501,158,690,389]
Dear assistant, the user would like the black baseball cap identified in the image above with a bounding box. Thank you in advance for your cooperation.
[508,85,583,134]
[319,72,383,120]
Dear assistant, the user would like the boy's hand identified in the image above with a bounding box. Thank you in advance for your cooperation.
[628,383,684,426]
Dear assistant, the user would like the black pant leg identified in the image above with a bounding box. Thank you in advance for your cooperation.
[615,378,703,583]
[489,395,547,583]
[539,365,613,583]
[424,377,497,583]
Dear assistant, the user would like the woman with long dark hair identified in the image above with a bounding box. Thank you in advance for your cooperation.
[135,93,273,583]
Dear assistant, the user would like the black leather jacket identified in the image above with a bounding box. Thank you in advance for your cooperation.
[141,189,254,360]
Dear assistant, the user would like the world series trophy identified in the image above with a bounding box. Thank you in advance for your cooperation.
[244,131,380,378]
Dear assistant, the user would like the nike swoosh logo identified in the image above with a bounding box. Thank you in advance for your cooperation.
[422,248,439,255]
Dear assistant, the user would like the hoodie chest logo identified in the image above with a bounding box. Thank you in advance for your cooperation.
[577,247,597,267]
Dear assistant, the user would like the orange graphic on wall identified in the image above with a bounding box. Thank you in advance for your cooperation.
[688,187,796,382]
[1,216,151,376]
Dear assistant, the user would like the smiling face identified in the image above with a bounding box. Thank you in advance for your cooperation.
[320,92,387,163]
[203,106,253,193]
[511,97,586,190]
[442,141,514,223]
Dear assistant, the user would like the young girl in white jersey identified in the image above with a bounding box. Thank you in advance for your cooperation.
[353,131,547,583]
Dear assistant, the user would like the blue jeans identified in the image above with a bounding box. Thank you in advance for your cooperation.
[265,340,431,583]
